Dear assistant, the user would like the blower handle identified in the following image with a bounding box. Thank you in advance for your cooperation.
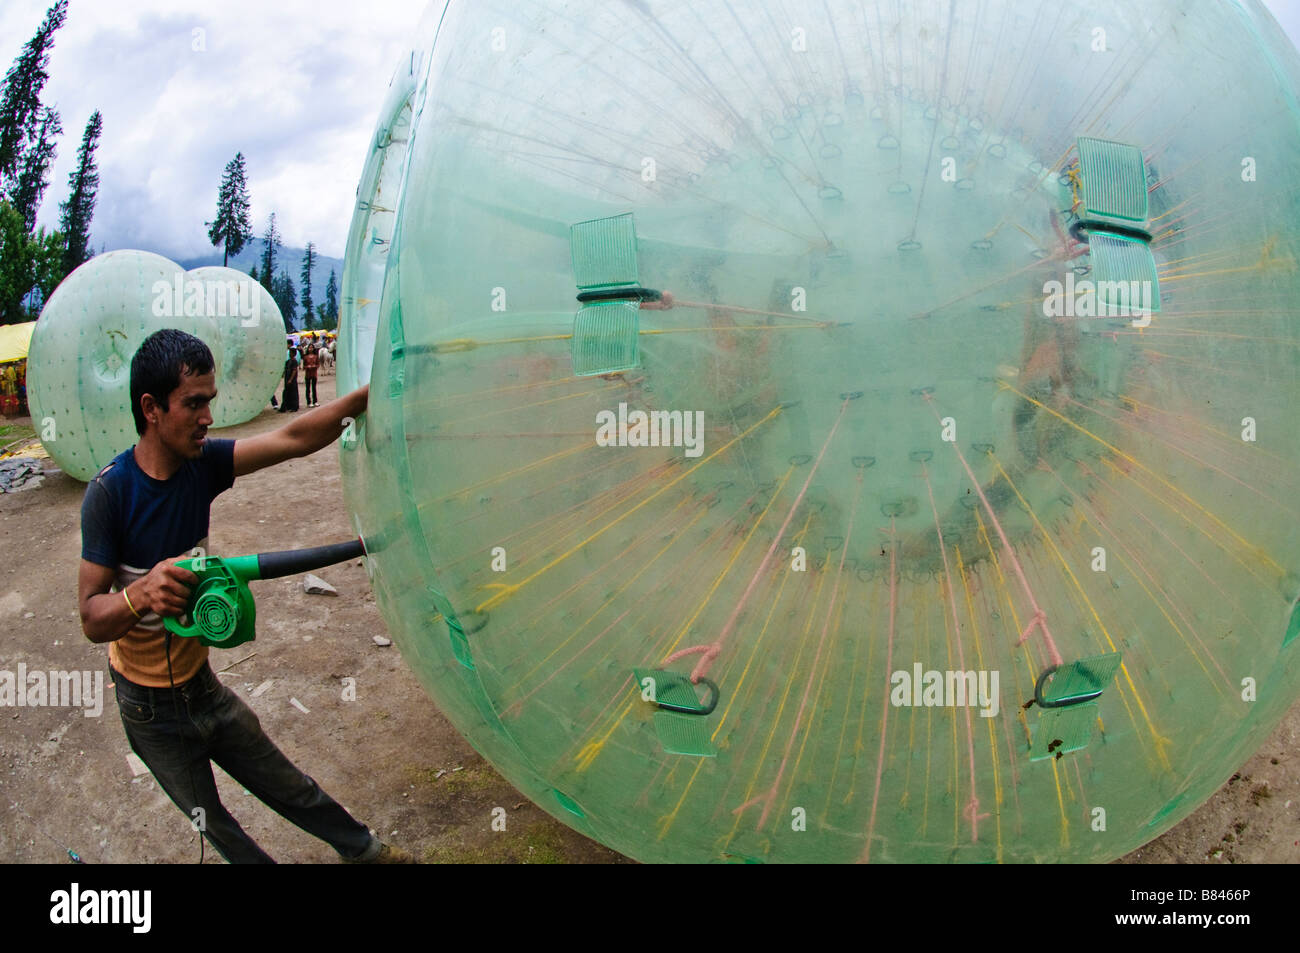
[256,538,366,581]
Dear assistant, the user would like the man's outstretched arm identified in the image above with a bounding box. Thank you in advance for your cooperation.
[233,384,368,478]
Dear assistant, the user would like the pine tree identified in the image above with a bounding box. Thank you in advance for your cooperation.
[259,213,280,293]
[0,1,68,204]
[205,152,252,267]
[299,241,316,329]
[249,263,259,284]
[272,268,296,329]
[58,110,101,274]
[10,105,60,230]
[323,269,338,329]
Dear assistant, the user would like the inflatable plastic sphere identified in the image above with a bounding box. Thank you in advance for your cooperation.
[28,253,281,479]
[29,251,220,480]
[338,1,1300,862]
[186,266,286,428]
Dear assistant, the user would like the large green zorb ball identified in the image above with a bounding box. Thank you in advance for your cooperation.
[29,251,223,481]
[339,0,1300,862]
[29,255,283,479]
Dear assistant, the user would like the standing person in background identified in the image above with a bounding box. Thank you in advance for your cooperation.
[279,346,300,413]
[303,343,320,408]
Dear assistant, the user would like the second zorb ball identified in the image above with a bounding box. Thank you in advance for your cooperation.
[28,251,223,481]
[187,266,285,427]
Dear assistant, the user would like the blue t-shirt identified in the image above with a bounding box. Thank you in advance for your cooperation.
[80,439,236,685]
[81,439,236,571]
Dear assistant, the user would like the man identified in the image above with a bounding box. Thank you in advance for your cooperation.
[78,329,412,864]
[302,342,320,407]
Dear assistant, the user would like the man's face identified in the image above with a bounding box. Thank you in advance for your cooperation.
[150,369,216,460]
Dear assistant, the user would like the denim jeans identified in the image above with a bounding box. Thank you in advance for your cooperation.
[110,662,378,864]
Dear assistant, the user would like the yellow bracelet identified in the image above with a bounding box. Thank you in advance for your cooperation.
[122,587,142,619]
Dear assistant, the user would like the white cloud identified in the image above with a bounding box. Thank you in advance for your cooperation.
[0,0,421,258]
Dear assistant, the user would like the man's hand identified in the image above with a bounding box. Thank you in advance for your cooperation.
[136,555,198,619]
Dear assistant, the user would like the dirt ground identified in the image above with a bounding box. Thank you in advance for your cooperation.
[0,373,1296,864]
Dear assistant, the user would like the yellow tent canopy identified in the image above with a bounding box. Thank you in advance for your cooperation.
[0,321,35,364]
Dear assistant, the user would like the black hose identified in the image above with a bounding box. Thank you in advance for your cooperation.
[256,539,366,580]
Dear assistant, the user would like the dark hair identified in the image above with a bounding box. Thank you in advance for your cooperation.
[129,329,215,435]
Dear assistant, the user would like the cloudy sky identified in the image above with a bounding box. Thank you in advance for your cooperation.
[2,0,1299,262]
[0,0,420,261]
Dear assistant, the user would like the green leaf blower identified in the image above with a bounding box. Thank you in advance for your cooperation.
[162,538,367,648]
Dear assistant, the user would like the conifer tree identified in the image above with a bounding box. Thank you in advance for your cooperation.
[259,213,280,293]
[299,241,316,329]
[0,1,68,204]
[272,268,296,329]
[9,105,59,230]
[58,110,101,274]
[206,152,252,267]
[323,269,338,330]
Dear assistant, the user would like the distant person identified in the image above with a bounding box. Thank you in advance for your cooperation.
[279,348,300,413]
[78,329,412,863]
[303,343,320,407]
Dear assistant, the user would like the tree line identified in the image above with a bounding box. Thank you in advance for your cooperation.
[0,1,101,324]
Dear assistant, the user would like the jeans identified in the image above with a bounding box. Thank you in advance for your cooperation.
[110,662,378,864]
[304,374,317,405]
